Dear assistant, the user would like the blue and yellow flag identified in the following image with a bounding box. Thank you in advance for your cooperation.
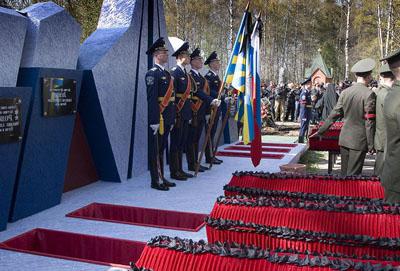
[231,7,252,144]
[224,5,250,85]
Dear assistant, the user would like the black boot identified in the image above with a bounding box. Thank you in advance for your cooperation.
[298,136,304,143]
[186,144,196,171]
[205,142,212,164]
[151,180,169,191]
[170,151,187,181]
[160,155,175,187]
[179,150,193,178]
[150,153,169,191]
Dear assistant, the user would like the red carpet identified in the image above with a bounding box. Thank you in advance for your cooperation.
[0,228,145,268]
[133,236,400,271]
[226,175,384,199]
[236,142,297,148]
[224,145,291,153]
[216,151,284,159]
[66,203,207,232]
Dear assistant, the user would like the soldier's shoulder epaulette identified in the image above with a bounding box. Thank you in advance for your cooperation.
[150,67,157,71]
[206,72,212,77]
[171,67,177,71]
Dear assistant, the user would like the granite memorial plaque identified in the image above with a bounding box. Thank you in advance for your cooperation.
[42,77,76,117]
[0,97,22,144]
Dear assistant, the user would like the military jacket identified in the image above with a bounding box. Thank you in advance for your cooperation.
[204,70,220,99]
[318,82,376,151]
[171,65,192,121]
[145,65,175,126]
[381,80,400,191]
[189,70,213,117]
[374,84,390,151]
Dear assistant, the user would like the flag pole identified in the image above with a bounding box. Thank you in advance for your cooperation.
[195,2,250,176]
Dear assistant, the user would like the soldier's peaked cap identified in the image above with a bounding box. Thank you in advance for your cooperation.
[379,63,392,74]
[300,77,311,86]
[172,41,189,57]
[190,48,202,60]
[350,58,375,73]
[205,51,219,65]
[146,37,168,55]
[380,48,400,65]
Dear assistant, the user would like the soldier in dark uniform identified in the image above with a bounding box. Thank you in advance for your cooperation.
[187,48,220,172]
[315,58,376,176]
[380,49,400,202]
[204,51,224,165]
[169,41,194,180]
[298,77,312,143]
[373,63,394,176]
[145,37,176,191]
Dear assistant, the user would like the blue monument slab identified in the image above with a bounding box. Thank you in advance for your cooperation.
[19,2,81,69]
[0,87,31,231]
[0,7,28,87]
[10,68,82,221]
[79,0,145,181]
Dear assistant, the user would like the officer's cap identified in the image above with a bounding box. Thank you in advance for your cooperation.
[172,41,189,57]
[300,77,311,86]
[190,48,202,60]
[379,63,392,74]
[350,58,375,73]
[380,48,400,65]
[205,51,219,65]
[146,37,168,55]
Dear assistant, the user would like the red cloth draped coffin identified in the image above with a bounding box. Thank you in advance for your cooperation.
[226,173,383,199]
[206,197,400,259]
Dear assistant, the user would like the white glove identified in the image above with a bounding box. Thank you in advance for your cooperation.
[170,125,174,131]
[224,97,231,103]
[205,114,211,122]
[211,99,221,107]
[188,119,192,125]
[150,124,159,135]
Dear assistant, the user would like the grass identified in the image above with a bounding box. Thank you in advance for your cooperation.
[298,150,326,173]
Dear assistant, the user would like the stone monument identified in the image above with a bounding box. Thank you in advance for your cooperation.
[78,0,145,181]
[10,2,82,221]
[0,7,31,231]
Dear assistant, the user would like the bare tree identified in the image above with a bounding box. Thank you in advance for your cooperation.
[344,0,351,79]
[377,0,384,59]
[385,0,393,55]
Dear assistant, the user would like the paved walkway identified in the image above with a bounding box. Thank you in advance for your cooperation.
[0,137,306,271]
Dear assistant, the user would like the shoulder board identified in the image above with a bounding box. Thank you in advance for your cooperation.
[206,72,212,76]
[150,67,157,71]
[171,67,177,71]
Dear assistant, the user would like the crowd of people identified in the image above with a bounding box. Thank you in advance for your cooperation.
[260,80,354,128]
[259,53,400,204]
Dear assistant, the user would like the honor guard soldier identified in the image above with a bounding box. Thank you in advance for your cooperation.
[316,58,376,176]
[204,51,224,165]
[380,49,400,202]
[169,41,194,180]
[145,37,176,191]
[187,48,221,172]
[298,77,312,143]
[373,64,394,176]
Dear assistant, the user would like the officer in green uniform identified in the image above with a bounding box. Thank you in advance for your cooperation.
[373,63,394,176]
[315,58,376,176]
[380,49,400,203]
